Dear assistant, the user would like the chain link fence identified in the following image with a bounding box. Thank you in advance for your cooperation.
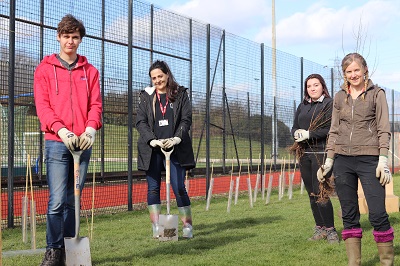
[1,0,399,229]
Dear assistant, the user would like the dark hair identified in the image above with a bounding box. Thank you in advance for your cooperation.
[304,74,330,101]
[148,60,179,102]
[57,14,86,38]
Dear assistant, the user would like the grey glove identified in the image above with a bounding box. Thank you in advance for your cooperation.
[376,156,392,185]
[79,127,96,150]
[163,137,181,149]
[316,158,334,182]
[57,127,79,151]
[150,139,164,148]
[294,129,309,142]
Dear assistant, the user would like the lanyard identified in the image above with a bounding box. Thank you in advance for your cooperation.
[156,91,169,118]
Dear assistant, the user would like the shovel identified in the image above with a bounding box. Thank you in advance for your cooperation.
[64,149,92,265]
[158,147,179,242]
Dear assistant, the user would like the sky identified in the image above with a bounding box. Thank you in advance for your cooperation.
[145,0,400,91]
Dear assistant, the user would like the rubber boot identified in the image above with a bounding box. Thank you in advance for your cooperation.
[178,206,193,238]
[345,238,361,266]
[148,204,161,238]
[373,227,394,266]
[377,242,394,266]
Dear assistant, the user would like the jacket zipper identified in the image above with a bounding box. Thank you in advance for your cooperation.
[70,69,74,131]
[349,100,354,154]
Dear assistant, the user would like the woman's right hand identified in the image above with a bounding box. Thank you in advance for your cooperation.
[317,158,334,182]
[149,139,164,148]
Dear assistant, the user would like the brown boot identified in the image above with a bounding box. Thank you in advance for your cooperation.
[308,226,327,241]
[377,241,394,266]
[148,204,161,238]
[345,238,361,266]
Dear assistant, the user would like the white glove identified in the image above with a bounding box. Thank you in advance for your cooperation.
[163,137,181,149]
[316,158,334,182]
[79,127,96,150]
[150,139,164,148]
[294,129,309,142]
[376,156,392,185]
[57,127,79,151]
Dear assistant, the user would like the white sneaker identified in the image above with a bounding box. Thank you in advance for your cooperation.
[183,224,193,238]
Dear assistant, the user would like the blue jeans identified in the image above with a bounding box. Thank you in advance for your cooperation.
[146,149,190,207]
[333,155,390,231]
[45,140,91,249]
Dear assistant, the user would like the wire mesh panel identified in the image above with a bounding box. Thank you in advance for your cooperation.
[1,0,399,232]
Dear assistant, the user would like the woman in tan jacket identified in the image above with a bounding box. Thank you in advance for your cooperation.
[317,53,394,265]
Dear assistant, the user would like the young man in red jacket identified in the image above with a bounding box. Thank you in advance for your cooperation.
[34,14,102,266]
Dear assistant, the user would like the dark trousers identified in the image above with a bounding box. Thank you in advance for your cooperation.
[333,155,390,231]
[146,149,191,207]
[300,152,335,228]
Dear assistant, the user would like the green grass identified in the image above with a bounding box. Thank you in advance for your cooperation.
[2,176,400,265]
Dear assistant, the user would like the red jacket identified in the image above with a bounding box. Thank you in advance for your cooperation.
[34,54,102,141]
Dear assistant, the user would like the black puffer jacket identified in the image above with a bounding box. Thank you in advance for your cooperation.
[135,85,195,171]
[291,96,333,152]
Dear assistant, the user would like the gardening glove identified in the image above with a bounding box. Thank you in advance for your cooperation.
[294,129,309,142]
[57,127,79,151]
[79,127,96,150]
[163,137,181,149]
[376,156,392,185]
[150,139,164,148]
[316,158,334,182]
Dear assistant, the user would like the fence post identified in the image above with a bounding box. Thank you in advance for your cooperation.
[205,24,211,198]
[7,0,16,228]
[127,0,133,211]
[260,43,265,178]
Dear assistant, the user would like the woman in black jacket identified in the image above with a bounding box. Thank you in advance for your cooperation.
[136,60,195,239]
[291,74,338,243]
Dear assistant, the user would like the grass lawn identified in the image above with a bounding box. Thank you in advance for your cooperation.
[2,177,400,265]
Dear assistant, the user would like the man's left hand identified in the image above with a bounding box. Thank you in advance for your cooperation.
[79,127,96,150]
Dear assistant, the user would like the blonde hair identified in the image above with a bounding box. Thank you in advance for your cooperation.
[341,53,369,101]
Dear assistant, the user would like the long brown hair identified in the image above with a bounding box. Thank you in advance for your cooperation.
[341,53,369,95]
[148,60,179,102]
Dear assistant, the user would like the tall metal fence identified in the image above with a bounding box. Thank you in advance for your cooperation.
[1,0,400,228]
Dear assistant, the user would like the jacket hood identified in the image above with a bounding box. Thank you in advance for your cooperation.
[42,53,88,68]
[144,86,155,95]
[143,85,188,96]
[40,54,90,96]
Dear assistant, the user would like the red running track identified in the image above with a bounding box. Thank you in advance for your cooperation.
[1,171,301,219]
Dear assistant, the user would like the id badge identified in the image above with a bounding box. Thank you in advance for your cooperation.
[159,119,169,127]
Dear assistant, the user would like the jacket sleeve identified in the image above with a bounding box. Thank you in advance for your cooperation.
[291,104,301,139]
[309,98,333,140]
[85,68,103,130]
[33,66,64,133]
[375,89,390,156]
[135,91,157,144]
[326,95,340,158]
[174,88,192,139]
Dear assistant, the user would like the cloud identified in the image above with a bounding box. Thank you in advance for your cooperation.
[255,0,400,50]
[169,0,269,36]
[105,8,190,45]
